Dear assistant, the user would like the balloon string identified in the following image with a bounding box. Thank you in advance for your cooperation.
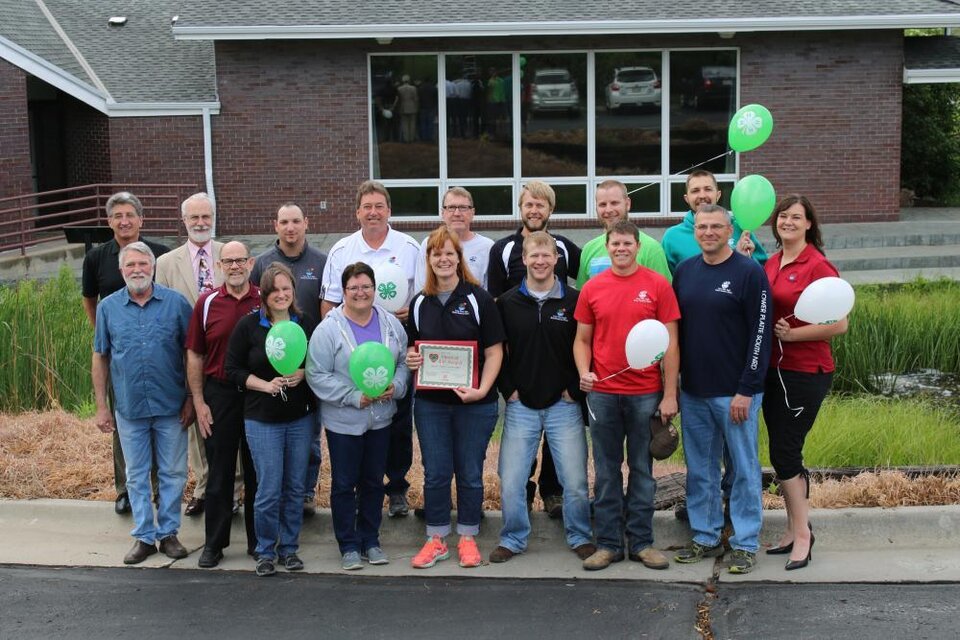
[598,366,630,382]
[776,314,804,417]
[279,386,288,403]
[626,150,735,196]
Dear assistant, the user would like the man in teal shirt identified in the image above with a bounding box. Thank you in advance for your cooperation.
[662,170,767,274]
[576,179,671,287]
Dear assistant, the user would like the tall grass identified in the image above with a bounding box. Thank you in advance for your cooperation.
[0,267,93,412]
[833,278,960,393]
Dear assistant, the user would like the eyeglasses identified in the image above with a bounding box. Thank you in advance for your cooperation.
[345,284,375,293]
[442,204,474,213]
[220,257,250,266]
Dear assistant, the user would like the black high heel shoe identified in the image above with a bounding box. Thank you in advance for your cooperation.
[785,530,815,571]
[766,522,812,555]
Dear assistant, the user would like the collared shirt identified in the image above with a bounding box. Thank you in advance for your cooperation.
[186,283,261,380]
[322,226,420,305]
[81,238,171,300]
[765,243,840,374]
[94,283,192,419]
[250,240,327,328]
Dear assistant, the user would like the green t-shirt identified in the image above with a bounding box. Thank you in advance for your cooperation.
[575,231,672,287]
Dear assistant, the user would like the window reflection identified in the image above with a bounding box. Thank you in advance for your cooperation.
[596,52,662,176]
[522,54,587,177]
[446,54,513,179]
[669,51,737,175]
[371,56,439,179]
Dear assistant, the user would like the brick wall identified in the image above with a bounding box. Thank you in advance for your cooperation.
[211,31,903,234]
[62,96,111,185]
[738,31,902,222]
[212,41,369,236]
[108,115,205,187]
[0,59,33,215]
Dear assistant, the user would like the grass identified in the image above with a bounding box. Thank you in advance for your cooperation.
[0,267,93,413]
[832,278,960,394]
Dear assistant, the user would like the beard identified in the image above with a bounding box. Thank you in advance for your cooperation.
[124,274,152,295]
[187,227,212,244]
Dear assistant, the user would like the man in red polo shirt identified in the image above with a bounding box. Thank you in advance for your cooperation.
[186,241,261,568]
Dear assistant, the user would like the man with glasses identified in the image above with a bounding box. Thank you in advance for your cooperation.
[321,180,420,517]
[156,193,223,519]
[488,180,581,518]
[414,187,494,291]
[187,241,262,568]
[82,191,170,515]
[251,202,327,515]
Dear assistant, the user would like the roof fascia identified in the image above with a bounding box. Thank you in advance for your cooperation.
[107,102,222,117]
[173,14,960,40]
[903,67,960,83]
[0,34,108,113]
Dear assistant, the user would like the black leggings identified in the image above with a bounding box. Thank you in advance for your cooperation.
[763,370,833,480]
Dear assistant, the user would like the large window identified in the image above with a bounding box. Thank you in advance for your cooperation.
[369,49,738,219]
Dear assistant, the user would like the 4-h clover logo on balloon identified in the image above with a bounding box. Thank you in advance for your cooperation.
[363,366,390,390]
[378,282,397,300]
[265,336,286,361]
[737,110,762,136]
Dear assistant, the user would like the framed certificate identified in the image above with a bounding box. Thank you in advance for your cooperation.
[414,340,479,390]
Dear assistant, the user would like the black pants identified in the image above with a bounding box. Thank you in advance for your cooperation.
[384,372,413,497]
[203,378,257,553]
[763,370,833,480]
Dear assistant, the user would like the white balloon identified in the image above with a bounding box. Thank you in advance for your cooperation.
[624,319,669,370]
[372,262,409,312]
[794,277,855,325]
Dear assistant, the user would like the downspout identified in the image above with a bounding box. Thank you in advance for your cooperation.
[202,106,216,236]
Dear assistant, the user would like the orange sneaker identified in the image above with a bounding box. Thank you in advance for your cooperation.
[457,535,482,568]
[411,536,449,569]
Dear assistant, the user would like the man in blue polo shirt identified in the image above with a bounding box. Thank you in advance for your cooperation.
[93,241,194,565]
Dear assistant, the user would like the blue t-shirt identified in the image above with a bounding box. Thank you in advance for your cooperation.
[94,284,192,419]
[672,252,772,397]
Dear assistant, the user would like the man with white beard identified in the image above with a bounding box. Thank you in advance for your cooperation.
[156,193,224,517]
[93,242,194,564]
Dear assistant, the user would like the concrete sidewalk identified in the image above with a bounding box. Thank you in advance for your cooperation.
[2,499,958,583]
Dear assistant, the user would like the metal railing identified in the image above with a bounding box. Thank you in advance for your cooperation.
[0,183,197,255]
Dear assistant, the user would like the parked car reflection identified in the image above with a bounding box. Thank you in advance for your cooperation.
[604,66,662,112]
[530,69,581,116]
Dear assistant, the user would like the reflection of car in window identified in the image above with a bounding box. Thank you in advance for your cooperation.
[680,66,736,110]
[604,66,662,112]
[530,69,580,115]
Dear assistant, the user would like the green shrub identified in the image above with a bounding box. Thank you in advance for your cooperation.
[0,267,93,412]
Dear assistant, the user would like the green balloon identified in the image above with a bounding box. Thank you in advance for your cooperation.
[265,320,307,376]
[348,342,396,397]
[728,104,773,152]
[730,175,776,232]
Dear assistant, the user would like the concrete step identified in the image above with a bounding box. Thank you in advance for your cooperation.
[829,243,960,272]
[842,266,960,285]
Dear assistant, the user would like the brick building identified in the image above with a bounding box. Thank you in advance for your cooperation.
[3,1,960,235]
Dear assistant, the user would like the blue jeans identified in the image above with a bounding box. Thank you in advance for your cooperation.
[245,414,313,560]
[304,417,322,500]
[586,391,660,554]
[414,398,497,537]
[114,412,188,545]
[498,398,591,552]
[326,427,390,554]
[680,392,763,553]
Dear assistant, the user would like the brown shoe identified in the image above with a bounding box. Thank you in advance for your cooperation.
[184,497,205,517]
[489,546,517,563]
[582,548,624,571]
[573,543,597,560]
[158,535,189,559]
[629,546,670,570]
[123,540,157,565]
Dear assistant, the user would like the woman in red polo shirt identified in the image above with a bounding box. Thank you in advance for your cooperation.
[762,195,848,571]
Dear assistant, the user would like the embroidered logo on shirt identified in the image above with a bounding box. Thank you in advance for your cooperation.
[301,268,318,280]
[788,272,798,282]
[549,307,570,322]
[469,256,478,263]
[451,302,471,316]
[633,290,652,304]
[715,281,733,295]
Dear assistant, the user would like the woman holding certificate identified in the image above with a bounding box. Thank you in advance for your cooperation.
[405,226,505,569]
